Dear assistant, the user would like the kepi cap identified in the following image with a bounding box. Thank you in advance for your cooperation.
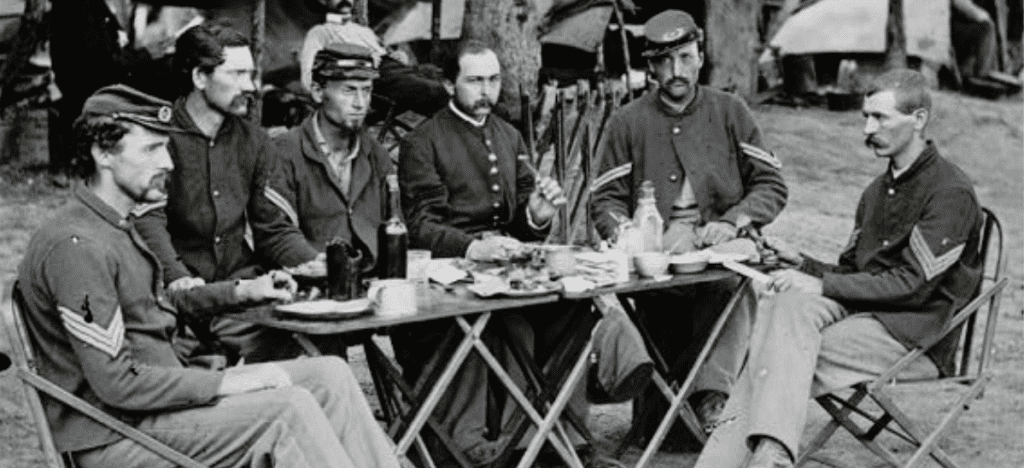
[642,10,703,58]
[80,84,179,133]
[313,42,379,82]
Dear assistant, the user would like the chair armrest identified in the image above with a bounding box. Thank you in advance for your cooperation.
[870,278,1007,388]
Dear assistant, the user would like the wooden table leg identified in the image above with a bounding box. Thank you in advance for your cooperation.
[455,316,584,467]
[396,313,491,455]
[633,278,752,468]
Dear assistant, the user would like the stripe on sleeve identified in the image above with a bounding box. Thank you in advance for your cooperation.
[263,186,300,227]
[740,142,782,169]
[58,306,125,359]
[909,225,965,281]
[589,163,633,192]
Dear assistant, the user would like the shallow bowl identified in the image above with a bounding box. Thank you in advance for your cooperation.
[634,252,670,278]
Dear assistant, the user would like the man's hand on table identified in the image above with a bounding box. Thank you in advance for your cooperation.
[217,363,292,396]
[167,276,206,292]
[763,236,803,267]
[767,269,822,295]
[528,176,567,225]
[466,235,524,262]
[235,271,297,303]
[696,221,737,247]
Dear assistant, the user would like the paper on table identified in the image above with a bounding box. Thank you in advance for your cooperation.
[721,260,772,285]
[427,262,468,285]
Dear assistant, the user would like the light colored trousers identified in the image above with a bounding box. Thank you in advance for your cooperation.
[694,291,939,468]
[74,356,401,468]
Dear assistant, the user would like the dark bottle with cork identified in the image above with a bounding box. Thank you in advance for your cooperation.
[378,174,408,278]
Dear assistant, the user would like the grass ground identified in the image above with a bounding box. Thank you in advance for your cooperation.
[0,90,1021,467]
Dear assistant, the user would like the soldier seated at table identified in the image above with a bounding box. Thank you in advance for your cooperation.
[132,23,327,364]
[274,43,393,270]
[590,10,788,447]
[394,40,634,466]
[15,84,403,468]
[693,69,985,468]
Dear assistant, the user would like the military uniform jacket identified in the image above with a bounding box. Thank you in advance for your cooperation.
[590,87,788,237]
[134,98,318,283]
[800,144,983,376]
[398,104,548,257]
[16,188,240,452]
[274,115,393,266]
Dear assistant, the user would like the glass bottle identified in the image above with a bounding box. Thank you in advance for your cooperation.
[612,212,644,272]
[633,180,663,252]
[377,174,408,278]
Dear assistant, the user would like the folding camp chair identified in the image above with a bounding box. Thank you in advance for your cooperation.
[796,207,1008,468]
[3,281,208,468]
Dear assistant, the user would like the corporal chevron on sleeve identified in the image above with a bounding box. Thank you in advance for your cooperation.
[909,225,965,281]
[58,305,125,359]
[263,186,299,226]
[740,142,782,169]
[590,163,633,192]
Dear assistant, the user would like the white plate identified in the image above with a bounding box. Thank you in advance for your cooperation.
[275,298,372,319]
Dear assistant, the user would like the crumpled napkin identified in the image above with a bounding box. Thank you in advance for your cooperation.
[427,261,469,285]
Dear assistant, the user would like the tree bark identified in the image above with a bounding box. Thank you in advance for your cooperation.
[705,0,760,97]
[0,0,46,109]
[462,0,542,122]
[885,0,907,70]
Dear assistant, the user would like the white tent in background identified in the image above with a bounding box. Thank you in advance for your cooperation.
[769,0,951,67]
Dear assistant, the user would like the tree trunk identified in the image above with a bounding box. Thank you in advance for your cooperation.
[462,0,541,123]
[705,0,760,97]
[0,0,46,109]
[885,0,907,70]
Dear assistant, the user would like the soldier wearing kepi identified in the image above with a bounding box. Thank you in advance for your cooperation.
[590,9,788,444]
[15,84,403,468]
[695,69,983,468]
[275,42,393,263]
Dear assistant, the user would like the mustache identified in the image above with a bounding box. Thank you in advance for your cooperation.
[666,77,690,87]
[232,93,254,107]
[472,99,493,110]
[864,135,885,148]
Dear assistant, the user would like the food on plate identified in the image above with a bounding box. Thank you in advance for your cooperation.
[708,238,761,263]
[284,260,327,278]
[573,252,622,286]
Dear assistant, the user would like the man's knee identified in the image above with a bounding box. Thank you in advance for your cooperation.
[765,291,839,330]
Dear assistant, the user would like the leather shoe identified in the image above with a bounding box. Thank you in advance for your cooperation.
[746,437,793,468]
[691,390,728,434]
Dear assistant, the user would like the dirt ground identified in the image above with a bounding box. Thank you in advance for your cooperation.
[0,90,1021,468]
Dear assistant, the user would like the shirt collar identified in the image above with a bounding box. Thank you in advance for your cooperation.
[889,141,938,183]
[448,100,487,127]
[74,186,132,231]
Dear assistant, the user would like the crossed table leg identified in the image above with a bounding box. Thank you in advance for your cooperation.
[391,310,593,468]
[623,278,754,468]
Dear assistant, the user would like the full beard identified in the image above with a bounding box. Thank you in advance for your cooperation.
[455,97,494,120]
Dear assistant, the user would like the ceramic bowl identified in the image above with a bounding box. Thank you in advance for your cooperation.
[669,252,710,274]
[634,252,670,278]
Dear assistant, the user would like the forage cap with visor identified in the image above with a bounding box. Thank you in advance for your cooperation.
[80,84,180,133]
[313,42,380,82]
[642,9,703,58]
